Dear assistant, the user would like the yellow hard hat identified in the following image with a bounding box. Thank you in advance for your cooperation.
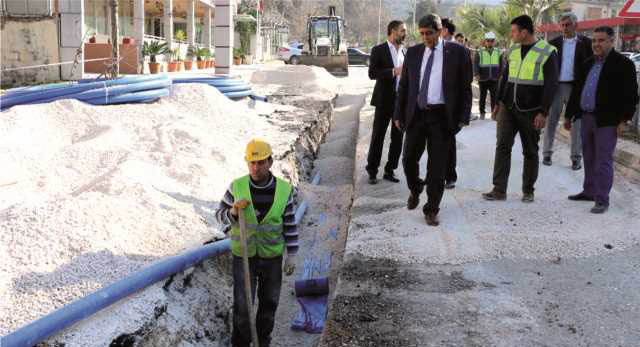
[245,138,272,162]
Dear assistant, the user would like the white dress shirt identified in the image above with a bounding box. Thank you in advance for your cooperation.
[560,36,577,82]
[387,40,405,91]
[419,38,445,105]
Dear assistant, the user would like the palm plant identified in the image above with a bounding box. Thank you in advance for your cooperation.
[188,46,211,61]
[142,40,169,63]
[504,0,566,25]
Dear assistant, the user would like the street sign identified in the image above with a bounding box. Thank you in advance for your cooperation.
[619,0,640,17]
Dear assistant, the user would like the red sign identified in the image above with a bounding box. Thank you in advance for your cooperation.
[620,0,640,17]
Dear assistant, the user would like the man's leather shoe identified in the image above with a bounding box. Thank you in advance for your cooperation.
[482,190,506,201]
[368,174,378,185]
[425,212,439,226]
[590,203,609,214]
[445,180,456,189]
[568,192,594,201]
[522,192,534,203]
[543,156,552,166]
[572,160,582,170]
[383,172,400,183]
[407,193,420,210]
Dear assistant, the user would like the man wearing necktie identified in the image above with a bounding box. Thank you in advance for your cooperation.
[366,20,407,185]
[394,14,472,226]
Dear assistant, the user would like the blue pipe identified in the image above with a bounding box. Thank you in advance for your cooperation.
[1,240,231,347]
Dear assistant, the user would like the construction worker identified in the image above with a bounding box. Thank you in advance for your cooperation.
[215,138,298,347]
[483,15,559,203]
[474,32,503,120]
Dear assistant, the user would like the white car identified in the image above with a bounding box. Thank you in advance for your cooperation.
[277,43,303,65]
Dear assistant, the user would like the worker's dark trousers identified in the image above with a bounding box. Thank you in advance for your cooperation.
[232,255,283,347]
[366,106,404,177]
[478,80,498,117]
[491,105,540,194]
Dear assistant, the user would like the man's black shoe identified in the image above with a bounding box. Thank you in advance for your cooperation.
[543,156,552,166]
[445,180,456,189]
[572,160,582,171]
[482,190,507,201]
[425,212,440,226]
[383,172,400,183]
[568,192,594,201]
[590,203,609,214]
[368,175,378,185]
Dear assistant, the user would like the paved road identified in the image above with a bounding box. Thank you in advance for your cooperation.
[320,67,640,347]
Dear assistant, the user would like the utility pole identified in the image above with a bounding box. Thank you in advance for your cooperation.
[377,0,382,44]
[110,0,119,77]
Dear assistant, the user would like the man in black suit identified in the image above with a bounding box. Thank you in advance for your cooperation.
[394,14,472,226]
[565,26,638,213]
[543,12,593,170]
[366,20,407,184]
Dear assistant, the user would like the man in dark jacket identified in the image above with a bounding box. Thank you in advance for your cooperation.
[543,12,593,170]
[483,15,559,203]
[394,14,472,226]
[565,26,639,213]
[366,20,407,184]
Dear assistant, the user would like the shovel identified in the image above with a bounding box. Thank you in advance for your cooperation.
[238,208,260,347]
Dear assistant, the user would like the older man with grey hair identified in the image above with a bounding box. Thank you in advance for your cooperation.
[543,12,593,170]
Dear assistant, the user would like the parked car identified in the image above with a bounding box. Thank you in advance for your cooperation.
[630,53,640,73]
[621,51,635,58]
[347,48,370,66]
[277,43,303,65]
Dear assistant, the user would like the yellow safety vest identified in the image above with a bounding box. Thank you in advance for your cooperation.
[479,48,501,68]
[229,175,292,258]
[507,40,556,86]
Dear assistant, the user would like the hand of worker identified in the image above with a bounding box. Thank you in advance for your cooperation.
[283,256,295,276]
[617,122,626,137]
[393,66,403,77]
[533,113,547,130]
[231,199,250,217]
[394,120,404,131]
[564,119,572,131]
[491,105,499,121]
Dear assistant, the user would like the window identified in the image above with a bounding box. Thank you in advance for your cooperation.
[2,0,53,17]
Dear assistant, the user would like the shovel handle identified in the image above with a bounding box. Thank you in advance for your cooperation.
[238,209,260,347]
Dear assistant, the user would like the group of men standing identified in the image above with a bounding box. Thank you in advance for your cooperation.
[366,12,638,226]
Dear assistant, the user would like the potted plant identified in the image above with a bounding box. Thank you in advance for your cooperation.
[167,48,180,72]
[233,47,243,65]
[184,45,195,70]
[175,29,187,42]
[142,40,169,74]
[189,46,209,69]
[88,32,97,43]
[123,36,134,44]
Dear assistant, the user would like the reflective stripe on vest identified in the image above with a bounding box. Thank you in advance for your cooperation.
[507,40,556,86]
[479,48,500,67]
[229,175,292,258]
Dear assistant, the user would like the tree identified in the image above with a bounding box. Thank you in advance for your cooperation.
[235,0,257,55]
[456,5,519,48]
[504,0,566,25]
[406,0,437,31]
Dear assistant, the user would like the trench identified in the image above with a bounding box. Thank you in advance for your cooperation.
[34,89,365,347]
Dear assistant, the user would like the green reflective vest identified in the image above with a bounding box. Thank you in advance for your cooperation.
[479,48,500,68]
[507,40,557,86]
[230,175,292,258]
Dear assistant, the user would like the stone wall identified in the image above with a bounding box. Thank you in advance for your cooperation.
[1,17,61,87]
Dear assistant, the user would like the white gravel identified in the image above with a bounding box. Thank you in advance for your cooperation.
[0,67,337,338]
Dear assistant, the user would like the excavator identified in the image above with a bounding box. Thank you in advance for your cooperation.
[299,6,349,76]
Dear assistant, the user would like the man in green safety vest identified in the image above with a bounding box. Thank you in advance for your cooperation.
[474,31,503,120]
[215,138,298,347]
[483,15,559,203]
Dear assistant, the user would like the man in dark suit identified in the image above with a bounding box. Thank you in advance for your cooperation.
[394,14,472,226]
[565,26,638,213]
[366,20,407,184]
[543,12,593,170]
